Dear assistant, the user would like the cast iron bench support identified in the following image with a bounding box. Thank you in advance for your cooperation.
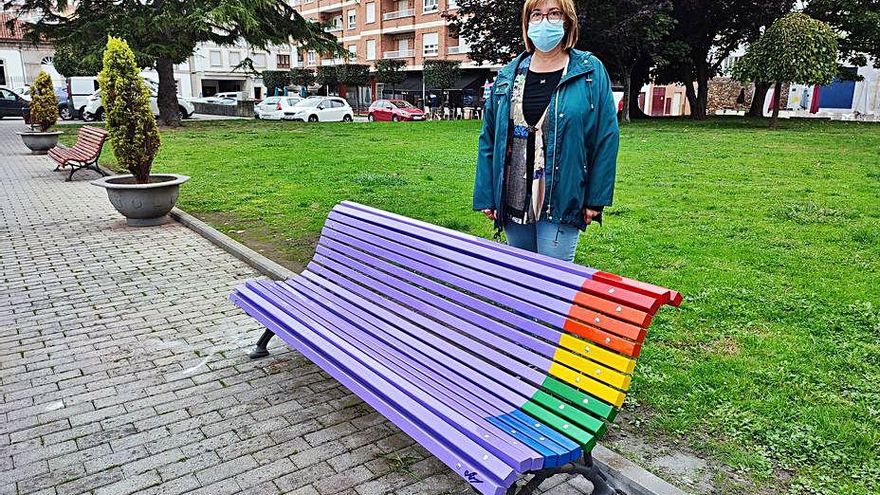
[232,201,680,495]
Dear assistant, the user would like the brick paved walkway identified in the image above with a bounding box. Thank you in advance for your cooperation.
[0,121,593,495]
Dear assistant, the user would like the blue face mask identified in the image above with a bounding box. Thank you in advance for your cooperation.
[528,19,565,53]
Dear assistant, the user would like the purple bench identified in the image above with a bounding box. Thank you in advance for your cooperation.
[230,202,681,495]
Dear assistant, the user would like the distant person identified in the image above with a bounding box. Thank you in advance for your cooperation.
[472,0,619,262]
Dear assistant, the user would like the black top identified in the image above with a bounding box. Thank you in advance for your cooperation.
[523,68,564,126]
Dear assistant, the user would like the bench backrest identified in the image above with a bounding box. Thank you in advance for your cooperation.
[74,126,109,158]
[309,202,681,452]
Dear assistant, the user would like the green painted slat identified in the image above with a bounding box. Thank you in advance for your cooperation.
[521,401,595,449]
[532,390,607,437]
[541,376,618,422]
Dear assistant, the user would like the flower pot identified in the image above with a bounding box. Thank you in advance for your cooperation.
[18,131,63,154]
[91,174,190,227]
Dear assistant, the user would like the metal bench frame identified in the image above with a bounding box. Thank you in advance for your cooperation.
[233,202,681,495]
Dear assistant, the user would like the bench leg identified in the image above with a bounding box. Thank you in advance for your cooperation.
[249,329,275,359]
[507,453,619,495]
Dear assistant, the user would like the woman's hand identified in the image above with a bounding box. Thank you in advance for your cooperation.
[583,208,601,225]
[481,209,496,221]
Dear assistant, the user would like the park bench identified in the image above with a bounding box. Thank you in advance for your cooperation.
[230,202,681,495]
[47,125,109,181]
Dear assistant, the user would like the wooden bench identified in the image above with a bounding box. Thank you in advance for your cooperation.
[48,125,109,181]
[230,202,681,495]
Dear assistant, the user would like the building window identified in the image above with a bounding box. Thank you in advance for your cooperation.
[40,56,54,65]
[348,45,358,58]
[423,32,439,56]
[423,0,438,13]
[229,51,242,67]
[365,2,376,23]
[209,50,222,67]
[252,53,267,67]
[347,9,357,29]
[366,39,376,60]
[307,51,316,66]
[277,54,291,69]
[0,60,6,86]
[448,0,457,8]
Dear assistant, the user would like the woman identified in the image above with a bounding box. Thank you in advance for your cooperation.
[473,0,619,262]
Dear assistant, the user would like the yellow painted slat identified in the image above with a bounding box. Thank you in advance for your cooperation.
[548,362,626,407]
[558,334,636,374]
[553,348,632,391]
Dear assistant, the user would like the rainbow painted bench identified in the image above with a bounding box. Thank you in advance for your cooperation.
[230,202,681,495]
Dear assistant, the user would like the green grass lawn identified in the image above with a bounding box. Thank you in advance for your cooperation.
[79,117,880,494]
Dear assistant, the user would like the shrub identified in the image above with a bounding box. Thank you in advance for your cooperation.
[28,71,58,132]
[98,36,160,184]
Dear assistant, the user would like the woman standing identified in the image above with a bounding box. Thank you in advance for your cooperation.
[473,0,619,262]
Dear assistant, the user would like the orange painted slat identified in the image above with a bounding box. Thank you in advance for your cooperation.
[562,318,642,358]
[571,290,652,327]
[567,304,646,342]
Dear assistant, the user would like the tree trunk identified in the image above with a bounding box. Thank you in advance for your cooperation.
[748,81,770,118]
[684,80,699,119]
[620,68,632,124]
[688,64,708,120]
[697,75,709,120]
[156,56,180,127]
[770,81,782,129]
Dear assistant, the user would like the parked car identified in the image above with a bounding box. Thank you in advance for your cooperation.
[83,86,195,121]
[0,87,29,118]
[285,97,354,122]
[255,96,301,120]
[368,99,426,122]
[202,92,242,104]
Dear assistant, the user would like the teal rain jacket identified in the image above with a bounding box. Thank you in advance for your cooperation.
[473,49,620,230]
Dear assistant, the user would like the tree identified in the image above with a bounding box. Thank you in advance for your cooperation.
[336,64,370,112]
[733,13,838,128]
[446,0,523,65]
[806,0,880,70]
[262,70,291,97]
[290,68,316,96]
[52,42,102,78]
[424,60,461,115]
[99,37,160,184]
[6,0,344,127]
[28,71,58,132]
[375,59,407,99]
[316,66,338,96]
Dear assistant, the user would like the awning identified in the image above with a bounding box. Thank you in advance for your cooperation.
[452,70,490,90]
[391,73,424,92]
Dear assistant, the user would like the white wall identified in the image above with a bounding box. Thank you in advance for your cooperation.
[0,49,26,88]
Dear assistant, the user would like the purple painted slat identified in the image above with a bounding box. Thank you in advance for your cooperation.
[337,201,598,279]
[314,238,558,358]
[230,289,512,495]
[298,268,540,406]
[250,280,541,472]
[317,219,572,338]
[267,278,564,469]
[281,276,577,465]
[313,246,552,373]
[327,211,584,313]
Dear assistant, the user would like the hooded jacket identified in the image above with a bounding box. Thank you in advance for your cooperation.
[473,48,620,230]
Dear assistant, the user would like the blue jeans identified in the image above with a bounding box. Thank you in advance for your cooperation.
[504,219,581,262]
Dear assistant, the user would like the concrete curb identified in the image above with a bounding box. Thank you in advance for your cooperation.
[170,208,296,280]
[172,206,690,495]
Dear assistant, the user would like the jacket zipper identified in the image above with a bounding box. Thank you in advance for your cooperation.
[547,87,560,221]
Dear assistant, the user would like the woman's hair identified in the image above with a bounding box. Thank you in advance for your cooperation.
[521,0,580,53]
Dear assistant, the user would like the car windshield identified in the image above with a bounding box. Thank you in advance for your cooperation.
[391,101,415,109]
[285,98,300,105]
[264,97,280,104]
[294,98,322,108]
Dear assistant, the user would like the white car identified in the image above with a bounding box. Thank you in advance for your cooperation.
[201,92,243,104]
[83,87,195,121]
[255,96,301,120]
[286,97,354,122]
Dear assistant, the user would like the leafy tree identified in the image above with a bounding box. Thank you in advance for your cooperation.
[424,60,461,90]
[5,0,344,127]
[336,64,370,112]
[28,71,58,132]
[446,0,523,64]
[375,59,407,99]
[99,37,160,184]
[806,0,880,71]
[262,70,291,97]
[733,13,838,128]
[316,66,338,95]
[290,68,317,94]
[52,42,102,78]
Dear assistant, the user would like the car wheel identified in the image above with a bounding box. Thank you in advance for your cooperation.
[308,114,318,123]
[94,108,105,121]
[59,107,73,120]
[367,113,374,122]
[343,114,353,122]
[392,115,399,122]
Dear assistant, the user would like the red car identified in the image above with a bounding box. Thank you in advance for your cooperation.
[368,99,426,122]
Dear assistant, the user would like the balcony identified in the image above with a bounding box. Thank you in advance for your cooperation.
[325,25,343,33]
[383,49,415,59]
[447,45,470,55]
[382,9,414,20]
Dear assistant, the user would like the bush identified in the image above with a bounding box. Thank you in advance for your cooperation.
[98,36,160,184]
[262,70,290,97]
[28,71,58,132]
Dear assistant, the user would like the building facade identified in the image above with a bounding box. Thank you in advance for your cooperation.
[0,13,63,90]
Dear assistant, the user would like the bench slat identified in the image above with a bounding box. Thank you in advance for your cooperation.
[234,285,517,493]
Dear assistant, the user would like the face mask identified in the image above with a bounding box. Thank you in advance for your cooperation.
[528,19,565,53]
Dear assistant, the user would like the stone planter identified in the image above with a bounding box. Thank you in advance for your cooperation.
[18,131,63,155]
[91,174,190,227]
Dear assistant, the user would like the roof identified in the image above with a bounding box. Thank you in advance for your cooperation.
[0,13,25,41]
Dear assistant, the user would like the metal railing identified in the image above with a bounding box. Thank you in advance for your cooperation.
[382,9,415,20]
[383,49,415,59]
[447,45,470,55]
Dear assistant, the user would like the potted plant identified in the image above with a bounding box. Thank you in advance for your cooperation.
[18,71,63,154]
[91,37,188,227]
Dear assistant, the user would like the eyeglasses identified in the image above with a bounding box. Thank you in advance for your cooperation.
[529,9,564,24]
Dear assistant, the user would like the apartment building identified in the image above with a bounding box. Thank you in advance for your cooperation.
[294,0,498,105]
